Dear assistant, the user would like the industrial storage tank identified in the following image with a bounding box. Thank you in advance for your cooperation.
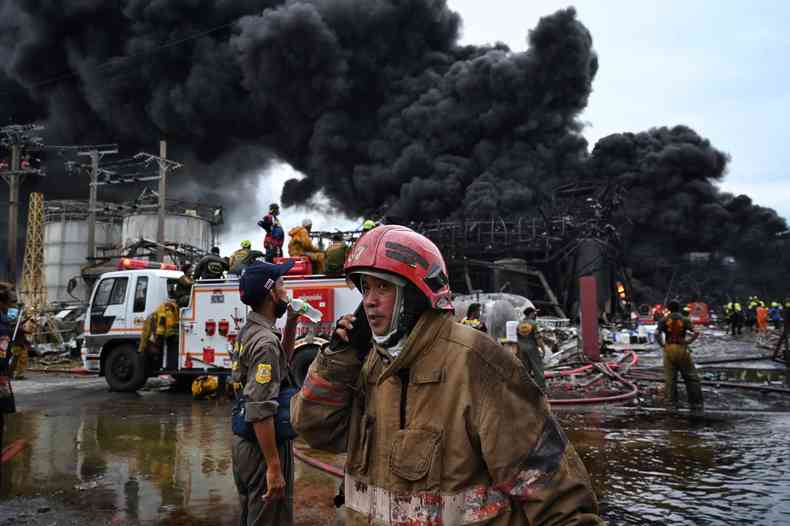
[44,200,122,303]
[122,200,221,252]
[122,212,214,252]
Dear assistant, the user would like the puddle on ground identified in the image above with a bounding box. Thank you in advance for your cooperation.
[2,369,790,525]
[0,393,337,525]
[559,409,790,525]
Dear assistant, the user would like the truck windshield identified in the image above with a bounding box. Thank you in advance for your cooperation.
[94,277,128,307]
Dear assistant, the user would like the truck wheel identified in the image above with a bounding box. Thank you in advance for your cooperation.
[106,344,147,392]
[292,344,319,387]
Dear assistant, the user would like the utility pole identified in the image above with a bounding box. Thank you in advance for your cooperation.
[8,144,20,282]
[76,146,118,260]
[157,140,167,262]
[1,124,45,284]
[133,142,181,262]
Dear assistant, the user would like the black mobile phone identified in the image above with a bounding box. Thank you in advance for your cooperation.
[329,302,372,357]
[347,302,372,354]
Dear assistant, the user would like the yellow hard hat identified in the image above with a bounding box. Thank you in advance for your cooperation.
[362,219,377,231]
[191,376,219,399]
[240,240,252,249]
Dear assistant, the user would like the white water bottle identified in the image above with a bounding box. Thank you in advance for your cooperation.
[290,298,323,323]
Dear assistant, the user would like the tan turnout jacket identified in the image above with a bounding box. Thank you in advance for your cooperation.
[292,311,603,525]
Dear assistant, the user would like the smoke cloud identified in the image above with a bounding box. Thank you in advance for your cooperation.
[0,0,786,299]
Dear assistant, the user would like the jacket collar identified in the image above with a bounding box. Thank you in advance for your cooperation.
[246,311,280,336]
[372,310,451,384]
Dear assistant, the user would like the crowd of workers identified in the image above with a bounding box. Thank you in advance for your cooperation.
[218,203,379,279]
[723,297,789,336]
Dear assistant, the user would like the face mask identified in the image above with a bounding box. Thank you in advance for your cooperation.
[274,298,289,319]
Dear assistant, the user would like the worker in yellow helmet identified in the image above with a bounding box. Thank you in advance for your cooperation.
[229,240,253,274]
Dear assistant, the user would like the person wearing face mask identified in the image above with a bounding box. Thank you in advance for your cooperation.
[231,261,300,526]
[291,225,602,526]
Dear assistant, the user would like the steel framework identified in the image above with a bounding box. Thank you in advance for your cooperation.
[20,192,46,310]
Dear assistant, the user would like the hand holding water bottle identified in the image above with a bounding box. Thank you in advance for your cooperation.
[290,298,323,323]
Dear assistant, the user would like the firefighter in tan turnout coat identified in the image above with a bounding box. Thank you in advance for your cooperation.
[291,225,603,525]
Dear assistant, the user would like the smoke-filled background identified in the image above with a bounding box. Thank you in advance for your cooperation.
[0,0,787,303]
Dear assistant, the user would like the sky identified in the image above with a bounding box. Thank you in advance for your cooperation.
[221,0,790,255]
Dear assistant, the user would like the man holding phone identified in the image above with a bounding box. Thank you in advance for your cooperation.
[292,225,602,525]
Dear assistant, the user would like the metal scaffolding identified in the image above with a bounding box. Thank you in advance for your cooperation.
[20,192,46,310]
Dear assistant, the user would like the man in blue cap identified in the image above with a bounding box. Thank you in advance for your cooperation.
[231,260,299,526]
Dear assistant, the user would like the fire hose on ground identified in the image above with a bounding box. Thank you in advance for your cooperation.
[547,351,640,405]
[293,447,344,479]
[625,370,790,395]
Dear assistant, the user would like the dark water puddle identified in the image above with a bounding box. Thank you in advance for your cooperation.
[0,394,337,525]
[3,387,790,525]
[558,410,790,525]
[1,396,239,524]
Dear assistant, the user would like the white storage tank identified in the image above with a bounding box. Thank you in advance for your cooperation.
[122,212,214,253]
[44,201,122,303]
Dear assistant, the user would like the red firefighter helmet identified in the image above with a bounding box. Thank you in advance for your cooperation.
[345,225,452,310]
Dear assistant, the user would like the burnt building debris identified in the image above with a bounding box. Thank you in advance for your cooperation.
[408,182,631,320]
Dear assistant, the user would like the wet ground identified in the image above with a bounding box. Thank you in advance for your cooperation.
[2,329,789,525]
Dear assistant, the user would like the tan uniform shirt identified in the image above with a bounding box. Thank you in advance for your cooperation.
[292,311,602,525]
[231,311,288,422]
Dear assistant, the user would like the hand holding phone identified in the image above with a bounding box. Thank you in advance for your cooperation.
[330,303,372,359]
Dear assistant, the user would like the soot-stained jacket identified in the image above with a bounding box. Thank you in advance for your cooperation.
[292,311,603,525]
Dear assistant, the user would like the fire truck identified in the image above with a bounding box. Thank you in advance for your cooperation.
[82,258,361,392]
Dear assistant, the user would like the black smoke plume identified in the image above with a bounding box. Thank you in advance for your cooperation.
[0,0,786,300]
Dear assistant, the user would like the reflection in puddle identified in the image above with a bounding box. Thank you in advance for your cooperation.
[559,410,790,525]
[2,398,239,524]
[3,391,790,525]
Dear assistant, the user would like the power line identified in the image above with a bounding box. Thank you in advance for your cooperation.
[0,20,239,96]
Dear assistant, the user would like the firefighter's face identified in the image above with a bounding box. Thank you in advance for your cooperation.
[360,275,398,336]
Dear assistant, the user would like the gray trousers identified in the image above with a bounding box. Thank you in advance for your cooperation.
[232,435,294,526]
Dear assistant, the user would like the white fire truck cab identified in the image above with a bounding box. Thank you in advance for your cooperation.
[83,258,361,392]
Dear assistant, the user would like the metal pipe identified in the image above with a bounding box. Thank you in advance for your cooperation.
[627,372,790,395]
[694,355,775,366]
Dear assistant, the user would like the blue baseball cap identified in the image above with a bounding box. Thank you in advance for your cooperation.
[239,260,294,305]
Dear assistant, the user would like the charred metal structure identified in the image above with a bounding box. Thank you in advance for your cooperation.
[409,183,633,320]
